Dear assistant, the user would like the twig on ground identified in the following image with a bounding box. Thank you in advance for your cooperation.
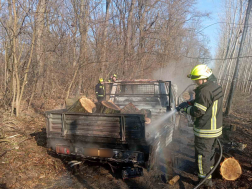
[7,134,20,138]
[0,139,10,143]
[3,125,16,129]
[0,151,7,158]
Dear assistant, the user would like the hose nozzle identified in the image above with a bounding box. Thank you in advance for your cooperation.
[175,106,181,112]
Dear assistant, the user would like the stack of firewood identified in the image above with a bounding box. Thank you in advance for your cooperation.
[66,97,120,114]
[65,97,151,124]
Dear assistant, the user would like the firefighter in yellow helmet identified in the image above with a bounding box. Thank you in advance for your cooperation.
[95,78,105,102]
[107,74,117,93]
[108,74,117,82]
[178,64,223,187]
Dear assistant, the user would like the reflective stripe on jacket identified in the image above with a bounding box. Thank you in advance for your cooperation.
[187,74,223,138]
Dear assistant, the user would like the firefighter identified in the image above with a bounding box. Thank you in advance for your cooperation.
[95,78,105,102]
[107,74,117,93]
[108,74,117,82]
[178,64,223,187]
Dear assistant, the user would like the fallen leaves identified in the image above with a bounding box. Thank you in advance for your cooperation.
[0,114,66,188]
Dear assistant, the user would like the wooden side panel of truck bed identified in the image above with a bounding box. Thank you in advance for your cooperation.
[46,110,146,145]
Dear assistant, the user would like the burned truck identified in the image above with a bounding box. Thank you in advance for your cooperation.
[45,80,179,178]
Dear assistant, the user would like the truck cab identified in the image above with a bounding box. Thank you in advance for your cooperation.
[104,79,177,126]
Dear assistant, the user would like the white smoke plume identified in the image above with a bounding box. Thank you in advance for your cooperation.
[152,61,195,95]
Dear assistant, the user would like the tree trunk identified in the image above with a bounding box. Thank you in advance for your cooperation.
[138,0,146,78]
[12,0,21,116]
[19,29,36,108]
[78,0,89,93]
[218,4,239,84]
[65,66,80,101]
[36,0,46,96]
[245,63,252,92]
[101,0,111,76]
[124,0,135,76]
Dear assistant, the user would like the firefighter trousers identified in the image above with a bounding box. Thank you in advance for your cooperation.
[97,97,104,102]
[194,136,217,179]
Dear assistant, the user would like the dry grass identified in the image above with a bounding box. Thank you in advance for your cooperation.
[0,99,66,189]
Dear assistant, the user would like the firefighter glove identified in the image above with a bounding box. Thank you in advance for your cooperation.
[178,102,189,109]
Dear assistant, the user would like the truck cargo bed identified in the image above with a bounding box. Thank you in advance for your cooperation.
[46,110,149,163]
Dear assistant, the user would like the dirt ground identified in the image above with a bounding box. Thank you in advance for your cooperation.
[0,93,252,189]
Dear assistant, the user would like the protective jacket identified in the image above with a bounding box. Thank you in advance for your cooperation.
[187,74,223,138]
[95,83,105,98]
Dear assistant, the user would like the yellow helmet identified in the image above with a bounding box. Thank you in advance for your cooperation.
[187,64,212,80]
[99,78,104,83]
[113,74,117,78]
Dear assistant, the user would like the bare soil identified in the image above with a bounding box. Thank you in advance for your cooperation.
[0,93,252,189]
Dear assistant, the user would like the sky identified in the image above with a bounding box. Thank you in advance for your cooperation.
[195,0,222,58]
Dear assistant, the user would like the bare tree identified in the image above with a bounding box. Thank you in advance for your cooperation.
[0,0,213,116]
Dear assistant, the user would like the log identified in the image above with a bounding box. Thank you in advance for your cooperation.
[67,97,96,113]
[120,102,140,114]
[220,157,242,181]
[65,95,83,109]
[120,104,152,124]
[96,100,121,114]
[140,109,151,118]
[145,118,151,124]
[140,109,152,124]
[168,175,180,185]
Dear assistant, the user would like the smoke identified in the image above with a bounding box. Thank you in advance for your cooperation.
[152,61,195,95]
[146,110,177,139]
[152,60,213,95]
[145,110,179,178]
[149,60,198,174]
